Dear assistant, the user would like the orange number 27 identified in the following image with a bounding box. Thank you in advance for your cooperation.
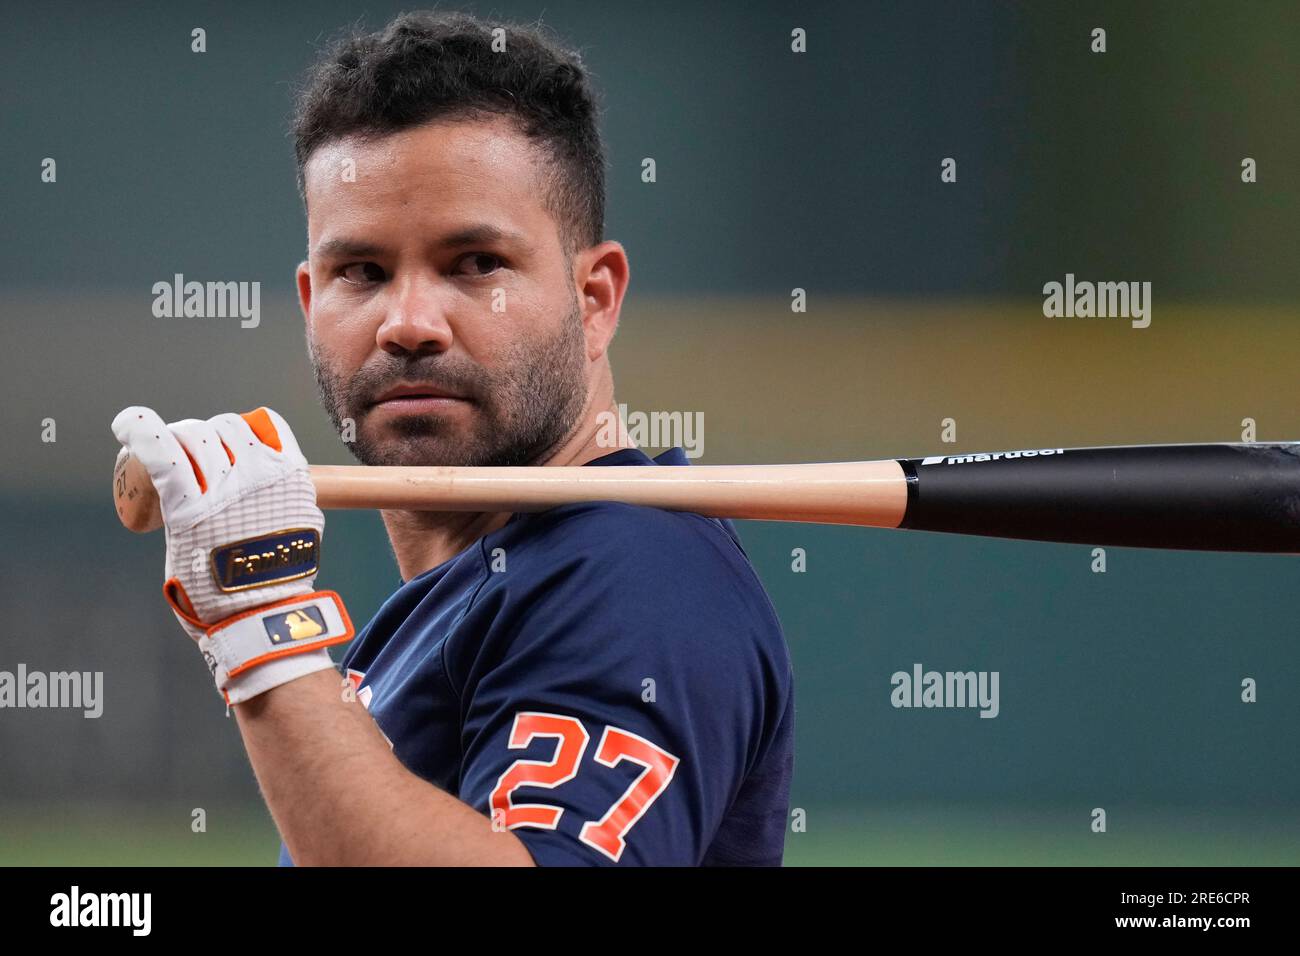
[489,712,681,862]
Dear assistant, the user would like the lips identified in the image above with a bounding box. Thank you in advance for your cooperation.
[370,383,468,406]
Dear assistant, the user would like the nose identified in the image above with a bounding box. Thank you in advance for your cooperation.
[375,276,455,356]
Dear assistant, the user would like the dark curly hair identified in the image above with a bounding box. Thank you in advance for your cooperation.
[292,11,606,257]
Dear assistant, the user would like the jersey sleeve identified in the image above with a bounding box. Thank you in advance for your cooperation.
[451,504,792,866]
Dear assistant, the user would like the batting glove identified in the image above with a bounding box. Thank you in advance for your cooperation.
[111,405,354,705]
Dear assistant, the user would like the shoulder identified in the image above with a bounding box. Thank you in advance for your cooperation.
[476,501,789,664]
[452,501,794,789]
[522,498,737,548]
[501,501,772,604]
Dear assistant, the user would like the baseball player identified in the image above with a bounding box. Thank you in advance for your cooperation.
[111,10,793,866]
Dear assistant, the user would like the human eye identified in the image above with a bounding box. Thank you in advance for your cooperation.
[452,252,506,278]
[339,262,387,285]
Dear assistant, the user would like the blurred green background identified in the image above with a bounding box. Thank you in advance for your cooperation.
[2,1,1298,865]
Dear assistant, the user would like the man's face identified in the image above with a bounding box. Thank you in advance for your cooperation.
[299,116,590,468]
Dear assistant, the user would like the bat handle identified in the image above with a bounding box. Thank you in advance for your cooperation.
[113,450,164,533]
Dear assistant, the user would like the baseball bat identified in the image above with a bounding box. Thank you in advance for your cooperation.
[113,442,1300,553]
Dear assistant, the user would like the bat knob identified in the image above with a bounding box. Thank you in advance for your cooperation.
[113,448,164,533]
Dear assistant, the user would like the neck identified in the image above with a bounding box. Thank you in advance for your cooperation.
[381,382,634,582]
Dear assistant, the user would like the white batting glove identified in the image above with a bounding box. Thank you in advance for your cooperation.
[111,405,354,705]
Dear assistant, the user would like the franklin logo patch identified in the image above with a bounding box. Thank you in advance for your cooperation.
[211,529,319,592]
[264,606,327,644]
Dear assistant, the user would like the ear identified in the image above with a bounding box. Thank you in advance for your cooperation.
[575,240,630,361]
[296,260,313,326]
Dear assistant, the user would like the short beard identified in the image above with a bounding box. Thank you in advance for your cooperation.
[309,298,589,468]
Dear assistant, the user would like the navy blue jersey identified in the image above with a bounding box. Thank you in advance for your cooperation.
[278,446,794,866]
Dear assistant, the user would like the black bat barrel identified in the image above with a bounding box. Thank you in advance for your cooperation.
[896,443,1300,553]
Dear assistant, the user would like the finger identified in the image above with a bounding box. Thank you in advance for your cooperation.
[110,405,202,505]
[210,412,278,474]
[239,406,308,465]
[170,418,235,496]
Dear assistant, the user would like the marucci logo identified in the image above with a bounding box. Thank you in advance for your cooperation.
[49,886,151,936]
[920,449,1065,466]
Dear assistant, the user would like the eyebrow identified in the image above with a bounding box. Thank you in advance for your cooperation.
[313,224,530,259]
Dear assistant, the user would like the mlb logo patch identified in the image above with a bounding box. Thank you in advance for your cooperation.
[263,606,328,644]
